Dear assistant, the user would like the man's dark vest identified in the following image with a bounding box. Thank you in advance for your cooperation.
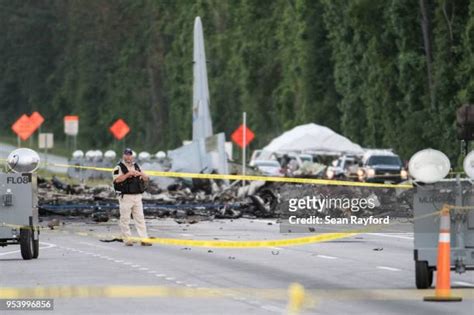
[113,162,146,194]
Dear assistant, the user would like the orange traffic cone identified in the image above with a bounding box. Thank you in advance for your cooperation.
[424,206,462,302]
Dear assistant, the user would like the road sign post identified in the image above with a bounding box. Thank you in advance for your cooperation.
[231,114,255,185]
[30,111,45,147]
[243,112,247,184]
[64,116,79,152]
[39,133,53,166]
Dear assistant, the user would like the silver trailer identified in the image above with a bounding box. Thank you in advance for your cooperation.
[413,178,474,288]
[0,148,40,260]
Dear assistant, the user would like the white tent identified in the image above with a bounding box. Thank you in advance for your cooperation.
[262,123,364,155]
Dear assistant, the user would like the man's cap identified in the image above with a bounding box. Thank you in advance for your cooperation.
[123,148,133,155]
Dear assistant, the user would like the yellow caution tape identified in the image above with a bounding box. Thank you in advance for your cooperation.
[1,285,471,301]
[1,157,468,189]
[51,163,113,173]
[49,162,412,189]
[132,232,359,248]
[0,285,291,300]
[0,284,316,313]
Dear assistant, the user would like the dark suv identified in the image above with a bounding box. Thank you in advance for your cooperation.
[357,152,408,183]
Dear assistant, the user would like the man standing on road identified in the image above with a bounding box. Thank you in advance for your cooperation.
[112,148,152,246]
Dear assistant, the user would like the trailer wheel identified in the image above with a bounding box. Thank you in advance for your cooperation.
[20,228,34,260]
[415,261,433,289]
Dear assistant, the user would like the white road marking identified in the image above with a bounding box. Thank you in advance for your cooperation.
[270,247,283,251]
[0,242,56,256]
[376,266,401,272]
[453,281,474,287]
[260,305,282,313]
[370,233,413,240]
[317,254,337,260]
[54,244,207,293]
[78,241,118,251]
[40,242,57,247]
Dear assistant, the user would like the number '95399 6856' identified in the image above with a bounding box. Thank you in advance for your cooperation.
[0,299,54,311]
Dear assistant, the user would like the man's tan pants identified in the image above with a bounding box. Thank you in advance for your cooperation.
[118,194,148,241]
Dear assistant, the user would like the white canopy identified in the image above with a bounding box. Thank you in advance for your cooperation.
[262,123,364,155]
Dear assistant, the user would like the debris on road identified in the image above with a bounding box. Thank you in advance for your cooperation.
[99,238,123,243]
[47,218,61,230]
[37,173,413,224]
[37,176,280,222]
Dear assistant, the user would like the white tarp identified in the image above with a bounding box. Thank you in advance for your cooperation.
[263,123,364,155]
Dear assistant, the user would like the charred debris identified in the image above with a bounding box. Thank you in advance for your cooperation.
[38,176,413,223]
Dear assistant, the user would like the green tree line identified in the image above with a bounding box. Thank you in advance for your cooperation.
[0,0,473,161]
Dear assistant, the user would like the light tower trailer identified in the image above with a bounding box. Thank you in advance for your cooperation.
[414,178,474,288]
[0,173,39,260]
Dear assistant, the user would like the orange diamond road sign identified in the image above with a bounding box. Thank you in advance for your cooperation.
[11,114,36,141]
[231,124,255,148]
[30,111,44,130]
[109,118,130,140]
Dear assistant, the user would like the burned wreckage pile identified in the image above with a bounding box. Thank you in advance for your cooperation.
[38,176,279,222]
[38,176,413,223]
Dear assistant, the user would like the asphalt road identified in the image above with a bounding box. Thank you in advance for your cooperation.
[1,218,473,315]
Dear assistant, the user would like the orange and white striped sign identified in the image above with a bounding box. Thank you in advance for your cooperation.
[64,115,79,136]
